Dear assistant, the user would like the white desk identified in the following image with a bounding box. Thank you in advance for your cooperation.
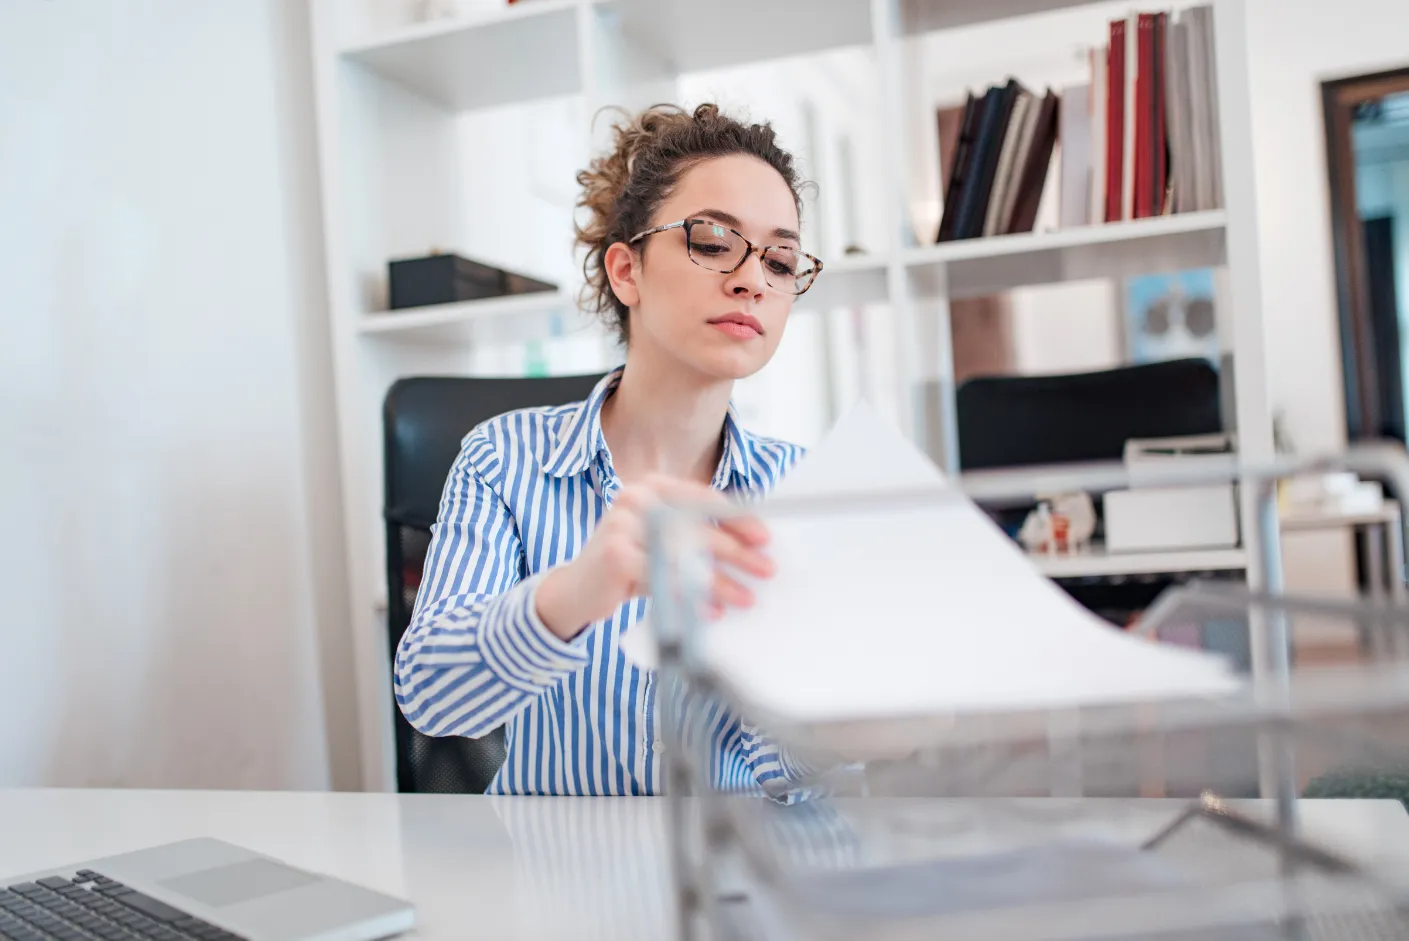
[2,790,1407,940]
[1283,500,1407,606]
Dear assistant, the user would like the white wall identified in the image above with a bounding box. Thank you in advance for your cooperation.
[0,1,358,789]
[1243,0,1409,457]
[1011,281,1123,375]
[1239,0,1409,597]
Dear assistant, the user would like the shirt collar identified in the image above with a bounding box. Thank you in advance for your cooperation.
[542,367,754,488]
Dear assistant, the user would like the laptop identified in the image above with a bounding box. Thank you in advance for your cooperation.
[1,837,415,941]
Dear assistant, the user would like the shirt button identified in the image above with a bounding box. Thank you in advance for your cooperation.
[652,740,664,753]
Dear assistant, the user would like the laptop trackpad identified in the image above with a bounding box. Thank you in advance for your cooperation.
[160,859,320,908]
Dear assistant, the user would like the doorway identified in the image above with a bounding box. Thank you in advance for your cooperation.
[1323,71,1409,443]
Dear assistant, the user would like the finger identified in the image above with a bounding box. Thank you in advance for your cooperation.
[614,478,718,532]
[610,484,650,514]
[712,571,757,609]
[641,477,770,543]
[715,513,770,547]
[606,503,647,549]
[705,527,775,579]
[601,537,649,590]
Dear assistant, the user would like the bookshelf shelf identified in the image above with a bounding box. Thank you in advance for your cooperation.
[356,291,582,344]
[609,0,875,74]
[795,252,891,310]
[340,0,582,111]
[1031,544,1248,579]
[904,210,1228,298]
[898,0,1115,36]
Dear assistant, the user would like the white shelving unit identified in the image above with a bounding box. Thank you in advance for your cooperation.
[307,0,1275,791]
[1032,545,1248,580]
[341,1,584,109]
[356,290,580,343]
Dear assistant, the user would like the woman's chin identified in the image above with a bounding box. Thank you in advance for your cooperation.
[688,347,771,382]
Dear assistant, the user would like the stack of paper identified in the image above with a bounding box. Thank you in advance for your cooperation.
[624,404,1241,723]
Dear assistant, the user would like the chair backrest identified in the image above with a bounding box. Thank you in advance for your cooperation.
[383,373,605,793]
[955,358,1224,471]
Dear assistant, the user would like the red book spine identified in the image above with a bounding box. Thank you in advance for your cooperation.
[1104,19,1125,223]
[1134,13,1156,218]
[1154,12,1169,212]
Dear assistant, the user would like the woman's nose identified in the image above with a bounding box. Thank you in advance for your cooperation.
[727,249,768,297]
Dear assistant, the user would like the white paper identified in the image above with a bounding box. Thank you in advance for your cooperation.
[623,403,1242,722]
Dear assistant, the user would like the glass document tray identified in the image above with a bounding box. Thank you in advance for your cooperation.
[672,592,1409,941]
[644,441,1409,941]
[712,793,1409,941]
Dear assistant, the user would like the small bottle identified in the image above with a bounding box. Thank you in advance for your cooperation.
[1032,502,1054,554]
[1052,510,1071,553]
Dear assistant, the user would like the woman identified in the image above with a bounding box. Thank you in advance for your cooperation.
[394,103,824,796]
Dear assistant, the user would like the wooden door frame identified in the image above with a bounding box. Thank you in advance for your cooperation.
[1322,67,1409,440]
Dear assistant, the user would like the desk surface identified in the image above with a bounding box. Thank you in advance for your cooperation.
[3,789,1407,941]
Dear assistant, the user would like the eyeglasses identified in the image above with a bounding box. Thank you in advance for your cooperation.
[627,219,824,296]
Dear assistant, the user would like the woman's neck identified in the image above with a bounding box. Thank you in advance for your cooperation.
[599,353,733,487]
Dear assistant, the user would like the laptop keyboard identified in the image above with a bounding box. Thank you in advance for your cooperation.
[0,870,245,941]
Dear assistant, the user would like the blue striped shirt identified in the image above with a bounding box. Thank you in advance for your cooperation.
[394,368,809,796]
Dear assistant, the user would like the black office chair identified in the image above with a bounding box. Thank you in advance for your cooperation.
[955,358,1224,471]
[383,373,605,793]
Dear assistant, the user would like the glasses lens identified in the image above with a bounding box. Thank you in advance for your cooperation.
[762,247,817,295]
[686,222,745,272]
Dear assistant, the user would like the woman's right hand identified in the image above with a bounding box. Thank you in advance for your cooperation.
[534,474,775,642]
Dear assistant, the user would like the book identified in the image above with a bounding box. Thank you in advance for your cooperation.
[1104,17,1126,223]
[1007,90,1061,235]
[1196,5,1224,209]
[952,80,1020,241]
[1059,82,1093,228]
[1164,15,1191,213]
[1121,9,1139,220]
[1154,11,1169,214]
[984,87,1035,236]
[936,101,968,193]
[998,88,1046,233]
[936,93,982,242]
[1184,5,1221,211]
[1133,12,1155,219]
[1089,47,1108,226]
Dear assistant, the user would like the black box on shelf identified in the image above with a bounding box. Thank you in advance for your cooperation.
[387,252,557,310]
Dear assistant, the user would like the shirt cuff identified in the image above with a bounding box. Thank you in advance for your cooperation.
[478,574,592,693]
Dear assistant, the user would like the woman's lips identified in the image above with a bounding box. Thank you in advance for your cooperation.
[709,320,761,339]
[707,313,763,339]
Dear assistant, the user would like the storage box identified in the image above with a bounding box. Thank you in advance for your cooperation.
[387,252,556,309]
[1103,484,1240,553]
[1103,433,1240,553]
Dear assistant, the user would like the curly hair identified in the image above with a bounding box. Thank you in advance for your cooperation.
[574,103,804,343]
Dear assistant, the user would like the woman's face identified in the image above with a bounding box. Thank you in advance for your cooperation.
[608,154,805,382]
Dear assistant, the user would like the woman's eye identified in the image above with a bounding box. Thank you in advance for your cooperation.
[691,242,730,255]
[767,260,797,276]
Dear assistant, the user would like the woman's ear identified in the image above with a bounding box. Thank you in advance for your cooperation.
[603,241,641,309]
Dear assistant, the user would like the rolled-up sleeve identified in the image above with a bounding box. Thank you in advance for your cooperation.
[394,446,589,739]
